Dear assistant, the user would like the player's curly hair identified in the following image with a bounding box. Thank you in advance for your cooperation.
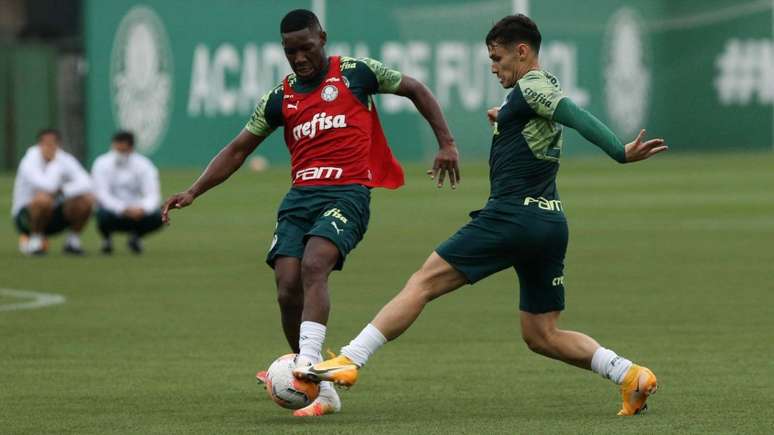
[486,14,542,52]
[280,9,322,33]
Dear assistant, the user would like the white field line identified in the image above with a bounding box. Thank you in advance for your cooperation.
[0,288,66,312]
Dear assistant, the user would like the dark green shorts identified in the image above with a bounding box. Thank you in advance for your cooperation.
[436,202,568,314]
[13,205,70,236]
[266,184,371,271]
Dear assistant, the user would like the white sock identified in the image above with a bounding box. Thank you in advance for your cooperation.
[319,381,336,396]
[297,321,326,366]
[591,347,633,384]
[340,323,387,367]
[316,381,341,410]
[66,232,81,248]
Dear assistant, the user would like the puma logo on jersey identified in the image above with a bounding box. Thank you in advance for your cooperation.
[287,102,299,110]
[331,221,344,235]
[292,112,347,140]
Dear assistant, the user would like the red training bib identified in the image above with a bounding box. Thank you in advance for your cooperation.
[281,56,404,189]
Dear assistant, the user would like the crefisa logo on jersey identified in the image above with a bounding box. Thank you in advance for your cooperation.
[321,84,339,102]
[110,5,173,155]
[292,112,347,140]
[603,7,650,137]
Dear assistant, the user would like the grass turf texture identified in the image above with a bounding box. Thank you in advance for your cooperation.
[1,153,772,434]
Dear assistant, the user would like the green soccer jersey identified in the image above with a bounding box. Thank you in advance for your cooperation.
[245,56,402,137]
[490,70,565,205]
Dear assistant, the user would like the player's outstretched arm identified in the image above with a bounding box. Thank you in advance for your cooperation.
[551,98,667,163]
[161,130,265,224]
[394,75,460,189]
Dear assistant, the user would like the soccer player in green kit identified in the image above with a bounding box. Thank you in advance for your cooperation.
[162,9,459,417]
[296,14,668,416]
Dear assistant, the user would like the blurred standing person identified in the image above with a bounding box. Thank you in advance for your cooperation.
[91,131,163,254]
[12,129,94,255]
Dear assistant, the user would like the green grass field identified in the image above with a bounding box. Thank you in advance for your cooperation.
[1,153,773,434]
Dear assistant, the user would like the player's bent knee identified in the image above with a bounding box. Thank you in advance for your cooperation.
[68,194,95,211]
[522,334,548,354]
[300,255,335,281]
[276,286,303,308]
[521,324,557,355]
[275,274,301,293]
[30,192,55,209]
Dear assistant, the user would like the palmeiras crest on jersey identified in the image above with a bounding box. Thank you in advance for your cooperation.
[603,8,650,137]
[110,5,173,155]
[321,84,339,102]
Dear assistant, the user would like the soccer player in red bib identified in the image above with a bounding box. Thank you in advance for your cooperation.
[161,9,459,416]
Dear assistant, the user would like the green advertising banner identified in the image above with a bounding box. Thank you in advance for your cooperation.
[85,0,774,167]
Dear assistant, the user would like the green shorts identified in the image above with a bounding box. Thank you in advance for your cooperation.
[436,201,568,314]
[13,205,70,236]
[266,184,371,271]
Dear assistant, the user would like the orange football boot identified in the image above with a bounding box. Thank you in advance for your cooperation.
[618,364,658,416]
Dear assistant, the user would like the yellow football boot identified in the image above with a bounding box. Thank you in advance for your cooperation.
[293,354,359,387]
[618,364,658,416]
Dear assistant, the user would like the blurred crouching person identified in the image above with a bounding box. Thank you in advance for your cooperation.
[91,131,162,254]
[12,129,94,255]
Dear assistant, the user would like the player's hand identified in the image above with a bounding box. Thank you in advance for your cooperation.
[161,191,195,224]
[427,145,461,189]
[624,129,668,163]
[487,107,500,126]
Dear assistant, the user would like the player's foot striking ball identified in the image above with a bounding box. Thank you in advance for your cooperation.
[293,354,359,387]
[296,13,666,416]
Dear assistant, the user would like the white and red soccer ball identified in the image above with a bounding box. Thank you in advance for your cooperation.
[265,353,320,409]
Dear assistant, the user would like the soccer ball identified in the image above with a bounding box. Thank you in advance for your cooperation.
[265,353,320,409]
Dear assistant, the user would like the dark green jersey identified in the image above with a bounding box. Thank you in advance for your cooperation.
[489,70,565,208]
[245,57,402,137]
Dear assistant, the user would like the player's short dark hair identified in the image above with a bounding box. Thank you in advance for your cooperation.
[37,128,60,141]
[485,14,542,52]
[112,130,135,147]
[280,9,321,33]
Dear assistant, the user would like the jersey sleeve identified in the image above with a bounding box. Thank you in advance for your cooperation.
[356,57,403,94]
[518,71,565,120]
[245,84,284,136]
[553,98,627,163]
